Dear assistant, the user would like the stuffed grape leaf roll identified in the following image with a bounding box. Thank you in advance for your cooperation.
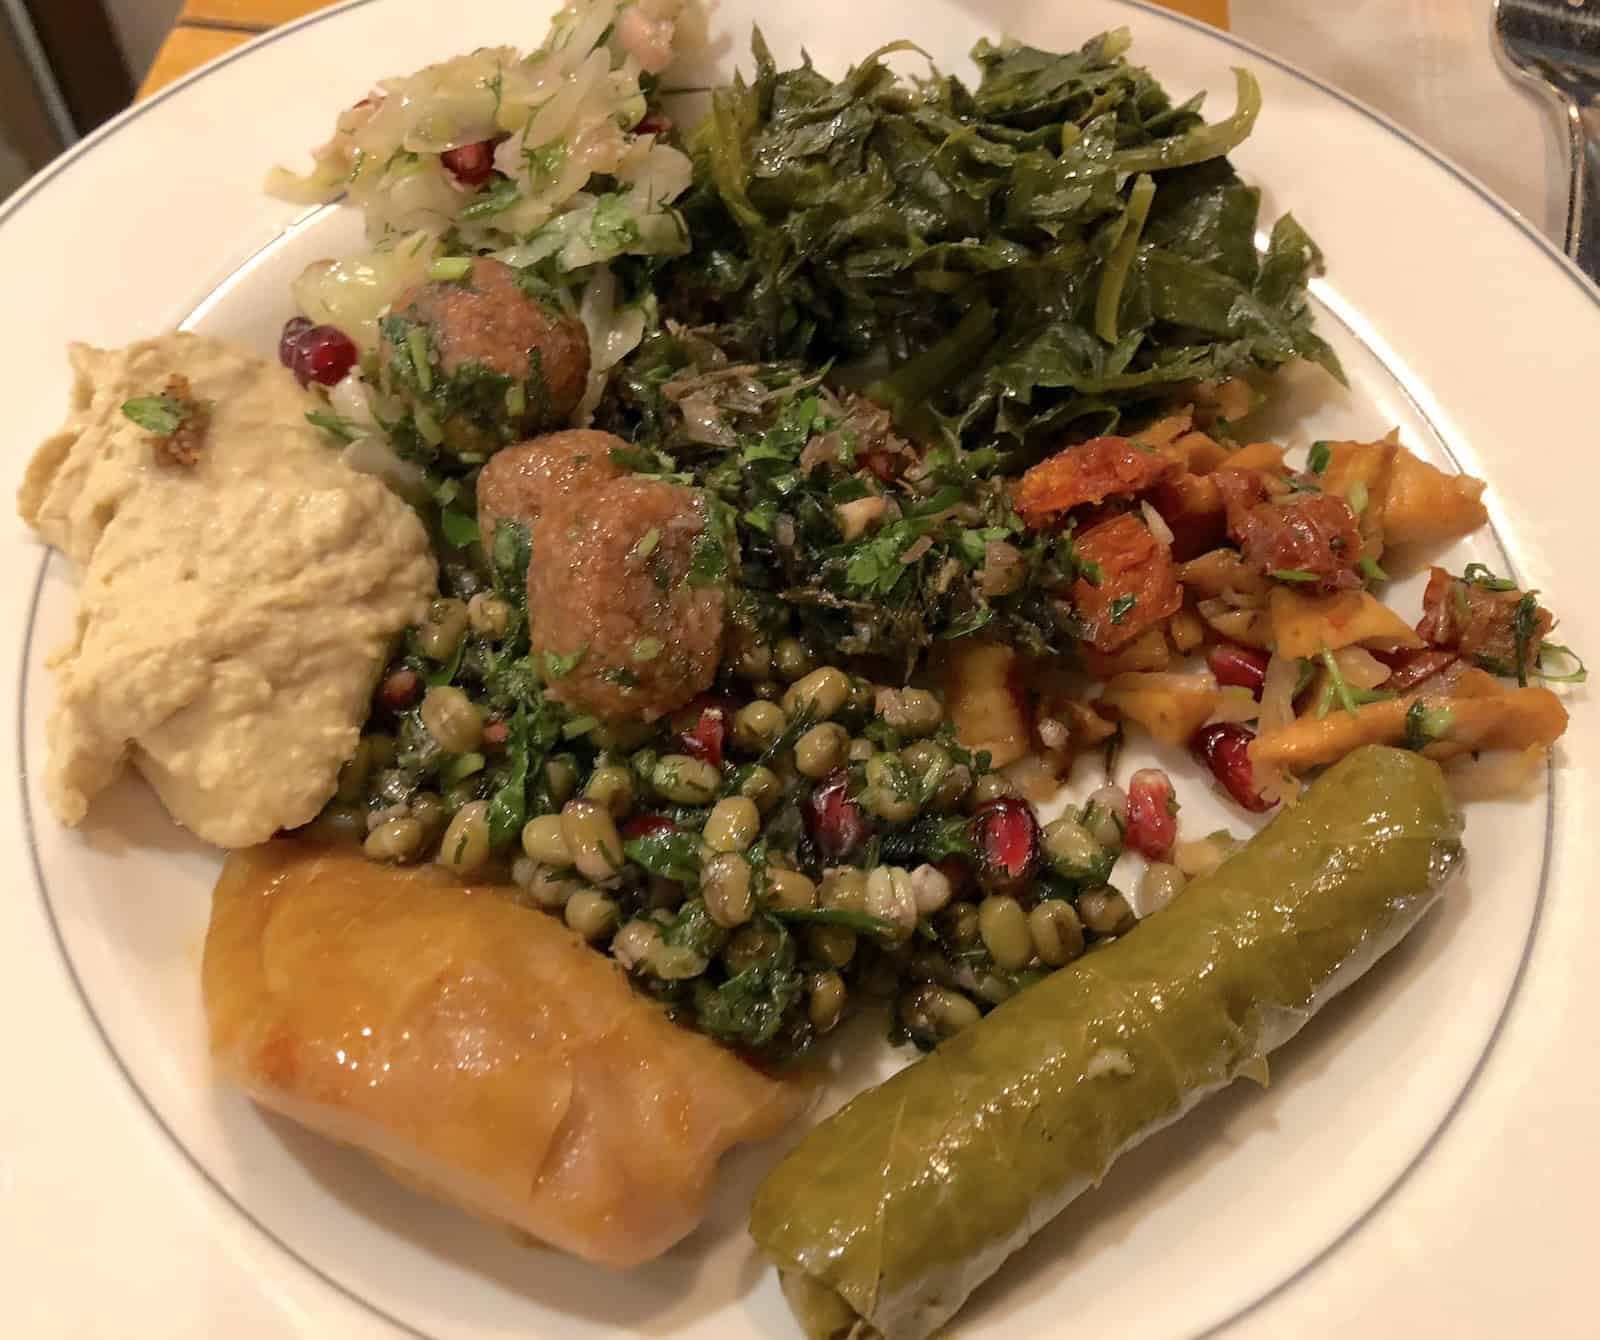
[750,745,1463,1339]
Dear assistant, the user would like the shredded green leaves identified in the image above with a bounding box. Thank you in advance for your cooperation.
[668,27,1342,455]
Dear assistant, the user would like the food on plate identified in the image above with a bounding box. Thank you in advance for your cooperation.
[203,840,803,1266]
[25,0,1584,1331]
[475,428,624,546]
[667,29,1336,456]
[750,745,1463,1340]
[19,334,434,846]
[378,257,591,458]
[529,473,727,721]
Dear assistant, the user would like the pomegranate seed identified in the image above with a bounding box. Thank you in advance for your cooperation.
[859,448,899,484]
[805,769,874,864]
[1191,723,1274,813]
[675,700,728,769]
[278,316,313,371]
[621,814,677,840]
[1207,643,1270,698]
[440,139,498,187]
[291,324,358,388]
[1125,768,1179,860]
[635,112,673,136]
[377,668,420,710]
[969,797,1041,893]
[482,718,510,750]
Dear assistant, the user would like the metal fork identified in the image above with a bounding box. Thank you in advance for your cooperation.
[1495,0,1600,280]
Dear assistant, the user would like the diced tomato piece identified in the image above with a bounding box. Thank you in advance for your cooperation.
[1015,436,1177,528]
[1125,768,1177,861]
[1070,512,1183,653]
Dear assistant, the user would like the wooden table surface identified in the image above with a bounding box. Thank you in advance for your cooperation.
[142,0,1229,96]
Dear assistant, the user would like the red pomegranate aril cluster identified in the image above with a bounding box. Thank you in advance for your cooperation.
[1191,722,1275,813]
[1125,769,1178,861]
[440,139,498,187]
[1207,643,1270,697]
[620,813,678,841]
[806,770,874,864]
[278,316,358,389]
[970,797,1041,893]
[377,668,421,710]
[675,700,728,770]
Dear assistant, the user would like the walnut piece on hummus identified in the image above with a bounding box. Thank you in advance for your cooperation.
[18,332,436,847]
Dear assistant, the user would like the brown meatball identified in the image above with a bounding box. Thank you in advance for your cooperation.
[529,477,725,723]
[476,430,626,553]
[382,258,589,454]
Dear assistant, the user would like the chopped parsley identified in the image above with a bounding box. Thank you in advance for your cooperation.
[459,176,521,221]
[305,409,360,442]
[429,256,474,283]
[1402,702,1454,752]
[1511,592,1541,687]
[560,714,600,739]
[1462,562,1517,591]
[543,646,586,680]
[439,507,480,549]
[590,192,642,252]
[122,395,187,436]
[1316,646,1393,717]
[1536,642,1588,684]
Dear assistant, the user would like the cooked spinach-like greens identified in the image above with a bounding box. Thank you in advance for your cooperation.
[665,27,1341,456]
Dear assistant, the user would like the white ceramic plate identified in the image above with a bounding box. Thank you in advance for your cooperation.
[2,2,1595,1337]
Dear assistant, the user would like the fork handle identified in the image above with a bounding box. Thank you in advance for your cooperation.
[1560,97,1600,282]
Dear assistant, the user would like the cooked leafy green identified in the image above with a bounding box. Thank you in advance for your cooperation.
[664,27,1341,456]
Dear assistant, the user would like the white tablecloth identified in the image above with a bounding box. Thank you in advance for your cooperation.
[1234,0,1567,242]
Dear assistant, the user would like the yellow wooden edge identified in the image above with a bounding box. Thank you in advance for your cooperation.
[179,0,323,25]
[179,0,1227,27]
[147,0,1229,100]
[139,28,252,99]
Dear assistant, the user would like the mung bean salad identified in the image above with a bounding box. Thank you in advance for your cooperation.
[283,1,1578,1066]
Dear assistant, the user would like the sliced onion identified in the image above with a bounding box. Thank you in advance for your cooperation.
[1140,499,1174,547]
[341,434,430,507]
[1258,652,1300,734]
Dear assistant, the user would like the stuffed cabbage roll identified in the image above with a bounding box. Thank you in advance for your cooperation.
[203,841,803,1268]
[751,745,1463,1339]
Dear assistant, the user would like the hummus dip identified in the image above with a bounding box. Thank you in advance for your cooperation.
[19,333,436,847]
